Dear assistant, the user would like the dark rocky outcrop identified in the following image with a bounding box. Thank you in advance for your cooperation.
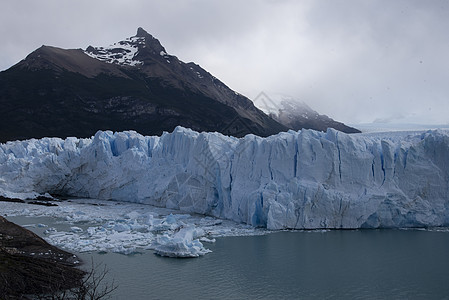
[0,216,85,298]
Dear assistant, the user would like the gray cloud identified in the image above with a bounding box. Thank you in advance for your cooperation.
[1,0,448,125]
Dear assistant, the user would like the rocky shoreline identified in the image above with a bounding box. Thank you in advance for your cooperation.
[0,195,59,207]
[0,215,85,298]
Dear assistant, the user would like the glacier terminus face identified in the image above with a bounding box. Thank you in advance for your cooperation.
[1,127,448,230]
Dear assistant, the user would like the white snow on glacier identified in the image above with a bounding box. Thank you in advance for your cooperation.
[1,127,449,230]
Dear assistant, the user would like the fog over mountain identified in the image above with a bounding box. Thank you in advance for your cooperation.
[1,0,448,126]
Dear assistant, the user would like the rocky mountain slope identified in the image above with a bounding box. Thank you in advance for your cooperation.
[0,28,358,142]
[0,28,286,142]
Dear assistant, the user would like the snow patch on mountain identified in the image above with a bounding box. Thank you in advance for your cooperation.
[1,127,448,230]
[85,36,145,66]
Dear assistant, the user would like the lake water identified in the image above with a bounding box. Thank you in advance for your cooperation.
[78,230,449,300]
[10,215,449,300]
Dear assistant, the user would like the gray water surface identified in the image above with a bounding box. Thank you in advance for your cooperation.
[7,216,449,299]
[81,229,449,300]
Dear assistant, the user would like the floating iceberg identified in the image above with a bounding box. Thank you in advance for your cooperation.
[154,226,211,258]
[1,127,448,229]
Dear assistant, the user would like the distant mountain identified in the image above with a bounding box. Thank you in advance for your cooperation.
[0,28,357,143]
[0,28,286,142]
[253,92,360,134]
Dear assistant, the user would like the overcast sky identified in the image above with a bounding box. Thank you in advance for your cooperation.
[1,0,448,125]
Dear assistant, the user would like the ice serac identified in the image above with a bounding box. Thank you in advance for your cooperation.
[1,128,448,229]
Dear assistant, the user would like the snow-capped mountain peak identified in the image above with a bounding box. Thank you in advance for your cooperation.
[85,36,144,66]
[84,28,169,67]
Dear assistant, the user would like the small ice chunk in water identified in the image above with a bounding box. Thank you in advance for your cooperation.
[144,214,154,226]
[200,237,216,243]
[70,226,83,233]
[154,225,211,258]
[113,223,131,232]
[165,214,177,224]
[44,227,57,235]
[125,211,140,220]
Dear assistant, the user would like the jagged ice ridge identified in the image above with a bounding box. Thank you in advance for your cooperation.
[1,127,448,229]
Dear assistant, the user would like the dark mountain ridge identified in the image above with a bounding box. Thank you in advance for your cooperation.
[0,28,357,143]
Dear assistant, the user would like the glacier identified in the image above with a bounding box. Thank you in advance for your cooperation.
[1,127,448,230]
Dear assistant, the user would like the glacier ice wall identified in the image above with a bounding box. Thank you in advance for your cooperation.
[1,127,448,229]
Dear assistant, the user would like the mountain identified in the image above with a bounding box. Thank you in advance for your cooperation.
[253,92,360,133]
[1,127,448,229]
[0,28,286,142]
[0,28,358,143]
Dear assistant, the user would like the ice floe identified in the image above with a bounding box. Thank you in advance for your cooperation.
[1,199,264,257]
